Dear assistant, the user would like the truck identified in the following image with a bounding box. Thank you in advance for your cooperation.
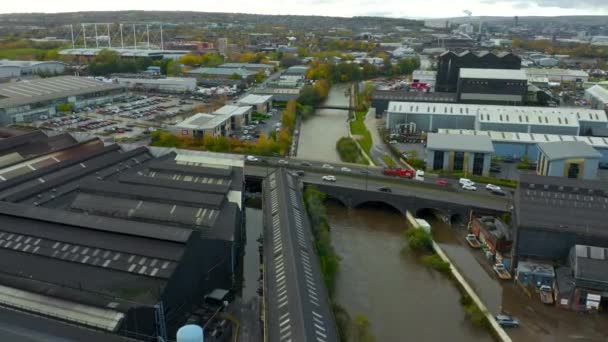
[382,168,414,178]
[539,285,554,305]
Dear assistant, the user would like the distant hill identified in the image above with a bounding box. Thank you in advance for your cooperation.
[0,11,423,31]
[425,15,608,27]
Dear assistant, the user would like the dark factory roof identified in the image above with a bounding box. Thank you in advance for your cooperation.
[516,174,608,238]
[264,169,338,342]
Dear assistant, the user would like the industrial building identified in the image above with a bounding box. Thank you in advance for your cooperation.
[524,68,589,83]
[426,133,494,176]
[585,85,608,110]
[115,77,197,93]
[252,87,302,102]
[470,216,513,268]
[0,76,126,125]
[213,105,253,129]
[0,60,67,79]
[263,170,338,342]
[236,94,273,113]
[371,91,457,114]
[537,141,601,180]
[219,63,274,74]
[438,128,608,162]
[386,101,608,136]
[513,174,608,265]
[185,67,257,82]
[436,51,521,92]
[555,245,608,312]
[59,48,189,61]
[457,68,528,105]
[0,131,243,341]
[173,105,252,138]
[173,113,231,138]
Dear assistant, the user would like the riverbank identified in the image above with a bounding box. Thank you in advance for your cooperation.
[327,201,493,341]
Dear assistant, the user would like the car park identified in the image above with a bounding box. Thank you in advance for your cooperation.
[322,175,336,182]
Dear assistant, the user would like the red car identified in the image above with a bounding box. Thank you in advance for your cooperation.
[436,179,449,186]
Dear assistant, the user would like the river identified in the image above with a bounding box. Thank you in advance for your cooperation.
[326,201,494,342]
[297,84,350,162]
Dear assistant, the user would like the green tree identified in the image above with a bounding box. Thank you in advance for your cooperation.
[229,73,242,80]
[353,314,375,342]
[56,103,73,112]
[166,60,183,76]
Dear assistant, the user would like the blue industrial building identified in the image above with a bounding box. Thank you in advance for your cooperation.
[438,129,608,163]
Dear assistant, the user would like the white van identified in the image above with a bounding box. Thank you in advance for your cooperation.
[415,170,425,182]
[459,178,474,186]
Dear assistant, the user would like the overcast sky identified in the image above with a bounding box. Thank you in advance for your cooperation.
[1,0,607,18]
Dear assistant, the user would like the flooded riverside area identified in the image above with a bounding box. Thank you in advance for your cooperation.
[297,84,350,162]
[326,201,494,342]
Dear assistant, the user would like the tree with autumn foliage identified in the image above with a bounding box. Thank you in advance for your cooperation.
[281,100,297,131]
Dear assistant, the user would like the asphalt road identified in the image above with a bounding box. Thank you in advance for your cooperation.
[245,157,511,211]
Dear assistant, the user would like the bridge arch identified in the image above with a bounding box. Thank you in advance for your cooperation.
[353,201,403,215]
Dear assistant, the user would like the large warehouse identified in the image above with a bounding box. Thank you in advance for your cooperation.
[0,131,244,341]
[116,77,197,93]
[436,50,521,92]
[438,128,608,162]
[0,76,125,125]
[386,101,608,136]
[457,68,528,105]
[0,60,67,79]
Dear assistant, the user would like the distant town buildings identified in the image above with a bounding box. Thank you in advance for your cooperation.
[0,60,66,79]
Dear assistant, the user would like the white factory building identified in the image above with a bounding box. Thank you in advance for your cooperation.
[386,101,608,136]
[524,68,589,83]
[115,77,197,93]
[0,60,67,79]
[585,85,608,110]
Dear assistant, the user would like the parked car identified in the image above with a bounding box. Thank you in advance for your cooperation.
[278,159,289,165]
[490,165,501,173]
[494,314,519,328]
[486,184,501,191]
[493,264,512,280]
[459,178,475,186]
[340,167,352,172]
[378,187,391,193]
[462,183,477,191]
[491,188,506,196]
[465,234,481,248]
[300,162,311,167]
[503,156,516,163]
[322,175,336,182]
[436,179,449,186]
[246,155,259,162]
[322,164,334,169]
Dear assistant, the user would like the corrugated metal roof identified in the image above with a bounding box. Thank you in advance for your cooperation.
[459,68,527,80]
[538,141,602,160]
[427,133,494,153]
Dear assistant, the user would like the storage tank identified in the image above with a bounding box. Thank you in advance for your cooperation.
[177,324,204,342]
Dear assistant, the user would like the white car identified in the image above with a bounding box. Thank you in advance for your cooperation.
[389,140,398,144]
[486,184,501,191]
[322,175,336,182]
[459,178,475,186]
[278,159,289,165]
[322,164,334,169]
[340,167,352,172]
[246,155,259,162]
[462,184,477,191]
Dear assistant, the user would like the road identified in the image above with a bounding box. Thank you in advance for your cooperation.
[245,157,511,211]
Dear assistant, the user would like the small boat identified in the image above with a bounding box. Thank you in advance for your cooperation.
[465,234,482,248]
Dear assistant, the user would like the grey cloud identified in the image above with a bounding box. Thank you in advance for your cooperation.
[480,0,608,9]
